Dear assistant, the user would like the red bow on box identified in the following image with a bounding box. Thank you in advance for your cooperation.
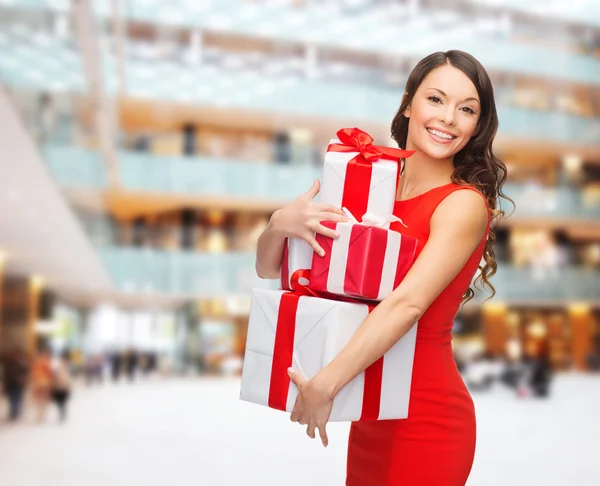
[330,127,415,163]
[327,128,415,222]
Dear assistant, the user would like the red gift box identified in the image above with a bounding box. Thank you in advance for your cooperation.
[309,212,418,301]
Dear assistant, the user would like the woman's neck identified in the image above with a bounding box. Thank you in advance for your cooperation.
[396,150,455,200]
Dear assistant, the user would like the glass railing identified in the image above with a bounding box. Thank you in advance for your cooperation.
[2,28,600,143]
[43,144,600,220]
[98,246,599,301]
[121,63,600,144]
[489,266,600,302]
[99,247,277,296]
[4,1,599,84]
[44,145,107,187]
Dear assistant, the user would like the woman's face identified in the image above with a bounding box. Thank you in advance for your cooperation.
[404,63,480,160]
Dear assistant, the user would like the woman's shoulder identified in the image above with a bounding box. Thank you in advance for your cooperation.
[434,184,490,235]
[438,183,490,211]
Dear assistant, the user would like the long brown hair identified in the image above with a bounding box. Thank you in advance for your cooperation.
[391,50,512,303]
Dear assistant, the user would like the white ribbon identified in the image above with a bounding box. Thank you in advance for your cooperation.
[342,207,407,228]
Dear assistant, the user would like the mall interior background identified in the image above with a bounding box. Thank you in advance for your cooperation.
[0,1,599,481]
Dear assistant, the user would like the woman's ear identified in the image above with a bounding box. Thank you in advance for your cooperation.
[402,93,410,118]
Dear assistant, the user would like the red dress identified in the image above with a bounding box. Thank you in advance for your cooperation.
[346,183,491,486]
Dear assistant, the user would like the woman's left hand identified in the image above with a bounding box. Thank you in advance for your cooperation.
[287,367,335,447]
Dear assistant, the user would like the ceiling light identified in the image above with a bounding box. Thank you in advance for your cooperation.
[48,0,69,11]
[197,85,214,96]
[222,56,246,70]
[284,12,308,26]
[257,82,274,95]
[0,57,18,68]
[31,275,45,289]
[207,14,233,29]
[562,154,582,172]
[569,302,590,315]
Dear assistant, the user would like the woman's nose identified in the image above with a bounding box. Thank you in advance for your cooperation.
[440,106,456,126]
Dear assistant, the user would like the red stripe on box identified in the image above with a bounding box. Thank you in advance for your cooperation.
[393,235,418,289]
[308,221,336,294]
[268,292,300,412]
[345,225,387,300]
[361,303,383,420]
[341,158,373,223]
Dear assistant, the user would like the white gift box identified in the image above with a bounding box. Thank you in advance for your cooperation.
[239,289,417,422]
[320,138,399,223]
[280,237,313,290]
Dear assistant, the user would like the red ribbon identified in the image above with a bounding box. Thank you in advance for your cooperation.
[327,128,415,222]
[280,238,291,290]
[268,269,384,420]
[268,288,299,412]
[268,270,317,412]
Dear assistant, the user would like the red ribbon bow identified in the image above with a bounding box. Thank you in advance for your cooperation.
[330,127,415,163]
[327,128,415,222]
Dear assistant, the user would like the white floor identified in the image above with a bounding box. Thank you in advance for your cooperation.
[0,374,598,486]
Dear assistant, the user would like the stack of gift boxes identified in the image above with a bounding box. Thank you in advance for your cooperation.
[240,128,420,422]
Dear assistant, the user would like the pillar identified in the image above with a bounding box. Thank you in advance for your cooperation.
[27,276,43,355]
[569,303,592,370]
[481,302,509,357]
[0,252,5,357]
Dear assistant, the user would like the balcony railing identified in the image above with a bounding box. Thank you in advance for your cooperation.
[4,1,600,85]
[43,145,600,220]
[2,29,600,142]
[99,248,277,297]
[98,246,600,302]
[490,266,600,302]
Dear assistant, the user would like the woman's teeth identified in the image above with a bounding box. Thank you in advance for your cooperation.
[427,128,456,140]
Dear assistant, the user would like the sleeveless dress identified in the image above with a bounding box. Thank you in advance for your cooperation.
[346,182,491,486]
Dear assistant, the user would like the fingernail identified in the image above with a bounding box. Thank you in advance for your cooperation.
[334,232,340,239]
[318,250,325,257]
[287,367,294,375]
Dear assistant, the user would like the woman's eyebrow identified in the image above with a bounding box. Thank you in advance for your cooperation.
[427,87,480,104]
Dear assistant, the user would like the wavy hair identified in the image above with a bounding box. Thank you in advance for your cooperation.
[391,50,513,303]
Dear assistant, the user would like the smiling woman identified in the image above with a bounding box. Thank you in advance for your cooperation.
[340,50,510,486]
[254,50,511,486]
[392,51,510,304]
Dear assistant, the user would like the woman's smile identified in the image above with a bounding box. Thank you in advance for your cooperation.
[425,127,458,144]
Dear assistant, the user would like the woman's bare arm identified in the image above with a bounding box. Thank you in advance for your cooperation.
[255,211,287,279]
[313,189,489,395]
[255,179,348,279]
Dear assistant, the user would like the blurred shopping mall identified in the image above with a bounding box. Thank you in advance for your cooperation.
[0,1,599,484]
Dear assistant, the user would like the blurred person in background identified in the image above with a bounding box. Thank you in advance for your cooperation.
[587,348,600,371]
[2,347,30,422]
[257,50,509,485]
[124,349,139,383]
[462,352,503,392]
[499,336,525,391]
[518,340,553,399]
[51,350,73,423]
[84,353,105,386]
[109,348,123,382]
[30,346,54,423]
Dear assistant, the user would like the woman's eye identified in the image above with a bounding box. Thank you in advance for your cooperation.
[428,96,441,103]
[461,107,476,115]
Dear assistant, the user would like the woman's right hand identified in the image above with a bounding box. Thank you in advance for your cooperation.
[270,179,348,256]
